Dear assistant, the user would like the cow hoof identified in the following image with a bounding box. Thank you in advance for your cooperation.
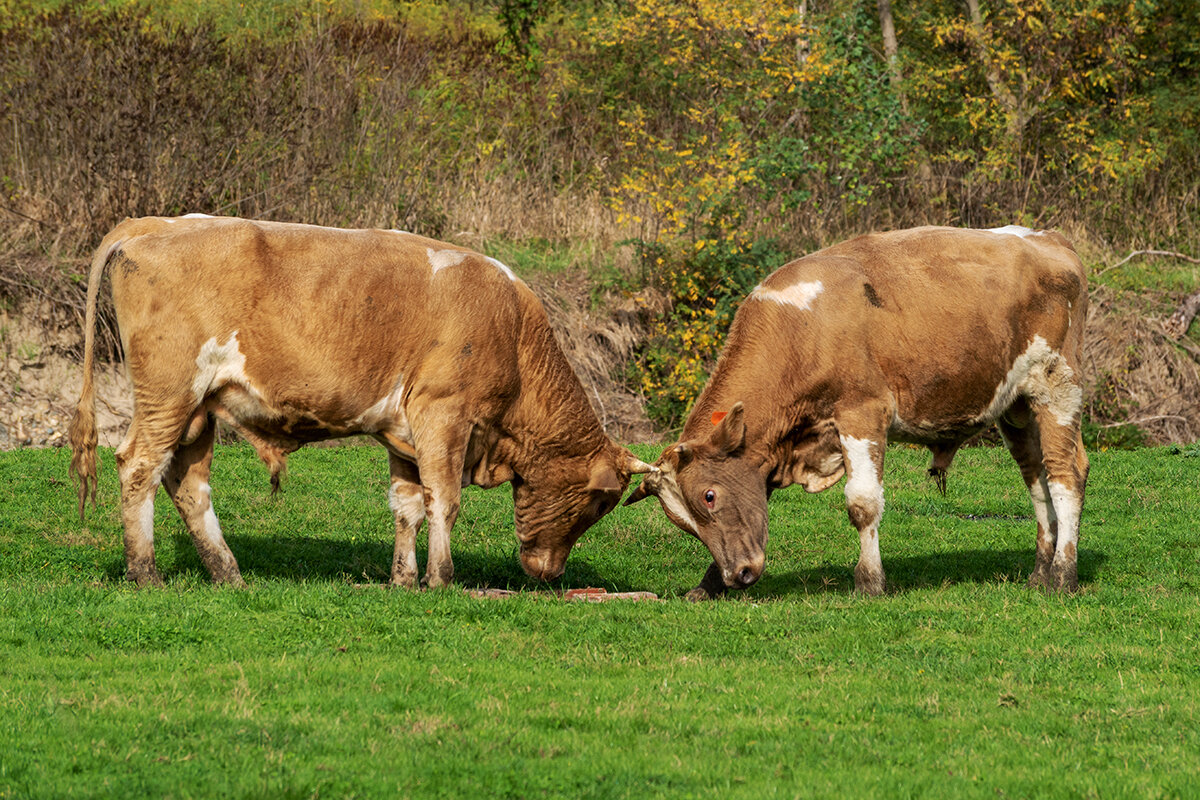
[389,573,419,590]
[128,570,164,588]
[421,573,454,590]
[1026,570,1052,591]
[685,586,715,602]
[213,573,247,589]
[1048,562,1079,594]
[853,565,886,596]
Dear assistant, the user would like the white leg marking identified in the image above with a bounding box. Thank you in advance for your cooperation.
[388,481,426,526]
[841,436,884,514]
[841,435,884,578]
[750,280,824,312]
[1047,480,1081,557]
[137,493,156,538]
[1029,474,1057,532]
[195,481,226,547]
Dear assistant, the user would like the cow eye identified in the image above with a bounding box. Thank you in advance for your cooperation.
[704,489,716,509]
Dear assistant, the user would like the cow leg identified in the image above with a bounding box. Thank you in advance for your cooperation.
[161,414,244,586]
[414,414,470,589]
[387,453,425,589]
[997,406,1057,589]
[685,561,729,602]
[1034,409,1089,593]
[838,424,887,596]
[113,418,182,587]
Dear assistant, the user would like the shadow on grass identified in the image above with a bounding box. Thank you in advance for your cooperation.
[104,534,1105,599]
[750,547,1107,598]
[102,531,637,593]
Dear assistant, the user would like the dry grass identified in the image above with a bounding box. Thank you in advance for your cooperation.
[1085,286,1200,444]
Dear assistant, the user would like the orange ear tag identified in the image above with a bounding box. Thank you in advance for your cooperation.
[711,411,728,426]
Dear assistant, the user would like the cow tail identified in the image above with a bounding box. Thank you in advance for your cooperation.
[68,237,121,519]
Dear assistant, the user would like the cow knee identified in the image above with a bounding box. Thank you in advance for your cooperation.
[847,495,882,531]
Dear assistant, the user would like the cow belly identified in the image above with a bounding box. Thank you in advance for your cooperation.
[886,334,1078,442]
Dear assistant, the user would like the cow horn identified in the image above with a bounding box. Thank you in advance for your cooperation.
[624,453,658,475]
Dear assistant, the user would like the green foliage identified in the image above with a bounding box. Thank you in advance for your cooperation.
[3,444,1200,797]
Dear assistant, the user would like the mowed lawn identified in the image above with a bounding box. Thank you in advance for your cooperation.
[1,441,1198,799]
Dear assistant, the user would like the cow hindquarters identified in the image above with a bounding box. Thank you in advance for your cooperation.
[161,416,244,586]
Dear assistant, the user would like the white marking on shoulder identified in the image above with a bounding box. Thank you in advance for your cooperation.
[750,280,824,312]
[486,257,517,282]
[975,335,1082,426]
[987,225,1035,238]
[192,332,255,402]
[428,248,467,274]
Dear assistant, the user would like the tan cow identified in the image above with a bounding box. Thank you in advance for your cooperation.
[69,215,654,588]
[628,226,1089,599]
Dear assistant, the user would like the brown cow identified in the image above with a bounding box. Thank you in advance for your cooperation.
[627,226,1089,599]
[69,215,654,588]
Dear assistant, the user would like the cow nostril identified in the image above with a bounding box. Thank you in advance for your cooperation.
[736,566,758,588]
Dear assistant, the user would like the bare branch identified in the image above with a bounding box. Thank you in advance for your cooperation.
[1096,248,1200,278]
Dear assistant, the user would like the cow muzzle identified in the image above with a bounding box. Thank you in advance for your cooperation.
[519,548,566,582]
[724,556,765,590]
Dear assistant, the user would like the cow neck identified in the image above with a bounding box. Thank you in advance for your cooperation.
[683,332,808,472]
[504,289,610,470]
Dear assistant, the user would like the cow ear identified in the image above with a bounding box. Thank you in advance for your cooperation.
[586,464,622,496]
[709,401,745,455]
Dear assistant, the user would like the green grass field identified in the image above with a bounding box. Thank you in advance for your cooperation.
[2,442,1198,798]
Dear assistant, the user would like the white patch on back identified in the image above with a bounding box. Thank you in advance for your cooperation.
[192,332,259,403]
[182,213,214,219]
[974,335,1082,427]
[987,225,1035,238]
[428,248,467,274]
[486,257,517,282]
[750,280,824,312]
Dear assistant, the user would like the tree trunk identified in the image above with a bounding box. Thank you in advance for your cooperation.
[877,0,906,110]
[795,1,811,68]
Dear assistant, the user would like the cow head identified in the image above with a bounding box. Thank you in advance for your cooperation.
[625,402,770,592]
[512,445,656,581]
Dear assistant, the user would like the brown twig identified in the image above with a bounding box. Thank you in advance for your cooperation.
[1095,249,1200,278]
